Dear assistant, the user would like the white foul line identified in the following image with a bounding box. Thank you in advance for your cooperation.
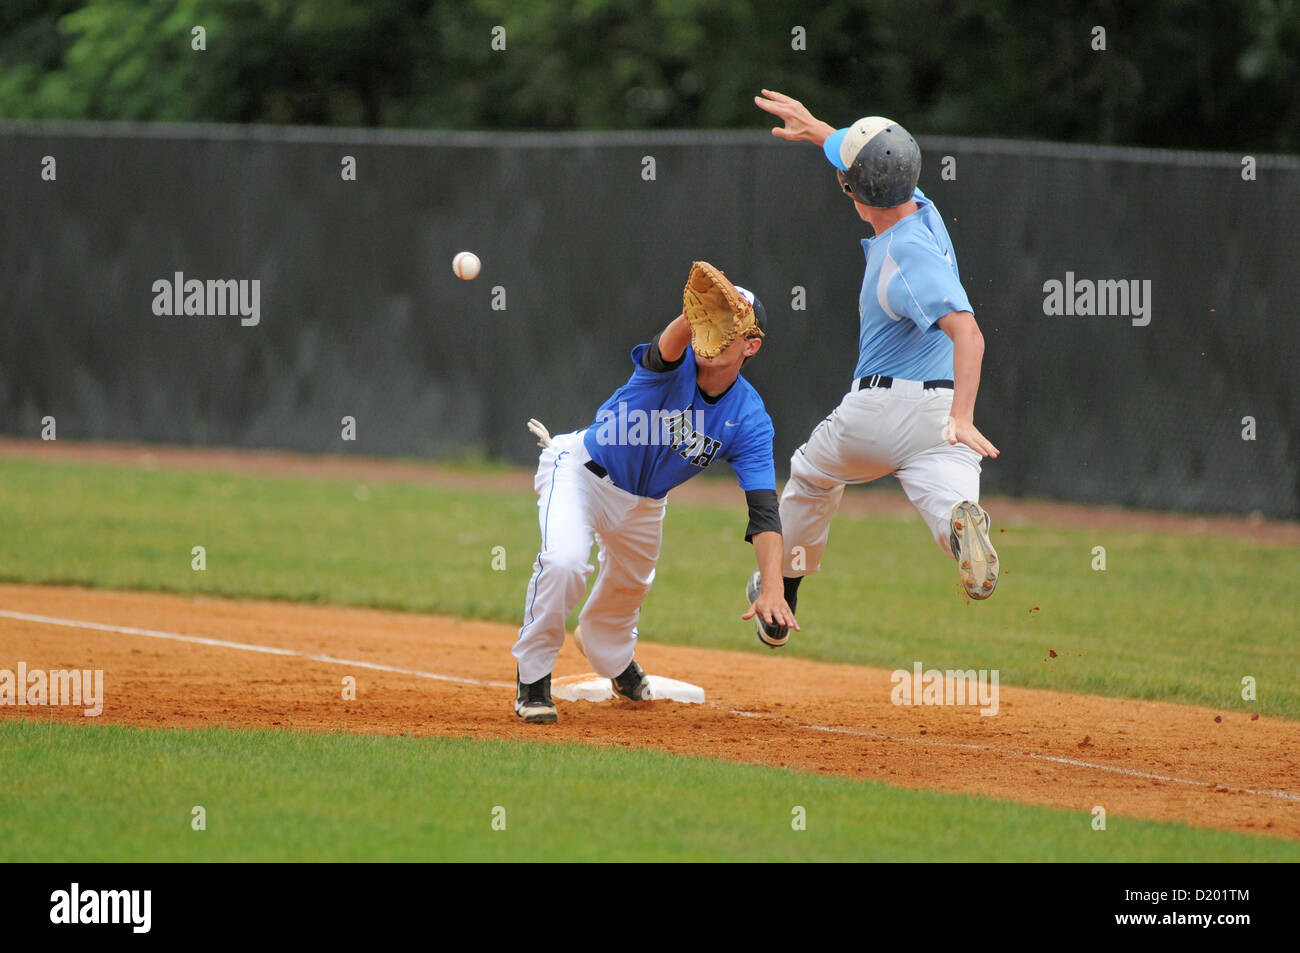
[0,609,514,689]
[3,607,1295,804]
[730,711,1300,803]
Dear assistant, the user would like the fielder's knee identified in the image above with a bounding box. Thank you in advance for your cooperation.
[537,545,592,582]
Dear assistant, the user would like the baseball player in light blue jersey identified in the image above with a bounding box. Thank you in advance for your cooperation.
[747,90,1001,647]
[513,267,798,723]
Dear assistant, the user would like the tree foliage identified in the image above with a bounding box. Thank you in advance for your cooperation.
[1,0,1295,151]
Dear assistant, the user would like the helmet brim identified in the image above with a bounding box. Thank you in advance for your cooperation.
[822,128,851,171]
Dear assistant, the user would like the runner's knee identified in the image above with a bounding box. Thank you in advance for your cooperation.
[788,451,833,492]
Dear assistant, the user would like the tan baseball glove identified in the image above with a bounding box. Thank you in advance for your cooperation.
[682,261,762,358]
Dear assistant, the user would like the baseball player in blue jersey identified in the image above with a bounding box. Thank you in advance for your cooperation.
[513,264,798,723]
[747,90,1001,648]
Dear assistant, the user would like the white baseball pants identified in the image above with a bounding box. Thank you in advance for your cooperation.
[513,430,666,684]
[780,378,982,577]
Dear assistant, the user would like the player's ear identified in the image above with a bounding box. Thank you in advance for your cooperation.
[744,336,763,359]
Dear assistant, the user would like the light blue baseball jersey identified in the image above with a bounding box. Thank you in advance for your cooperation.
[854,187,972,381]
[582,344,776,500]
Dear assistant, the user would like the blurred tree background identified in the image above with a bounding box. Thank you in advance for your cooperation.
[0,0,1296,151]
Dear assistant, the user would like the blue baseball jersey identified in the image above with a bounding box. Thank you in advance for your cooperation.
[582,344,776,500]
[854,187,972,381]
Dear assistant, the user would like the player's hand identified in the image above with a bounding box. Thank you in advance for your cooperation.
[754,89,831,146]
[743,592,800,631]
[945,416,1000,458]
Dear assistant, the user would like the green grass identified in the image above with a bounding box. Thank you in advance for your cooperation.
[0,456,1294,716]
[1,719,1294,862]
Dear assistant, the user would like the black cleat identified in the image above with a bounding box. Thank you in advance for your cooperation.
[515,670,558,724]
[611,659,652,701]
[746,570,789,648]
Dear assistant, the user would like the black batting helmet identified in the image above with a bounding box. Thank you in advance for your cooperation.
[823,117,921,208]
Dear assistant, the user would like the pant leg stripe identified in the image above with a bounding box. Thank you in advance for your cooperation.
[522,450,568,631]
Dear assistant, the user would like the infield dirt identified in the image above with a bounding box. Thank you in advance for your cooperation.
[2,582,1295,840]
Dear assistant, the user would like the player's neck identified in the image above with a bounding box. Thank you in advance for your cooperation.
[696,365,740,399]
[863,200,919,236]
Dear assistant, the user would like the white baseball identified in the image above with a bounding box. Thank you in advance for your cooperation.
[452,251,481,280]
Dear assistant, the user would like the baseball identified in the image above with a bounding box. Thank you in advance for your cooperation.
[452,251,481,280]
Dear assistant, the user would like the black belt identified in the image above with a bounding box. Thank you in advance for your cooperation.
[585,458,665,501]
[856,375,954,391]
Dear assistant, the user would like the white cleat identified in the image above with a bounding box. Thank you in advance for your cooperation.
[951,501,999,600]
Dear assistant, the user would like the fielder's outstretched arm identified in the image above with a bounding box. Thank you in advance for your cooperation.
[937,310,999,458]
[744,531,799,630]
[655,312,691,363]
